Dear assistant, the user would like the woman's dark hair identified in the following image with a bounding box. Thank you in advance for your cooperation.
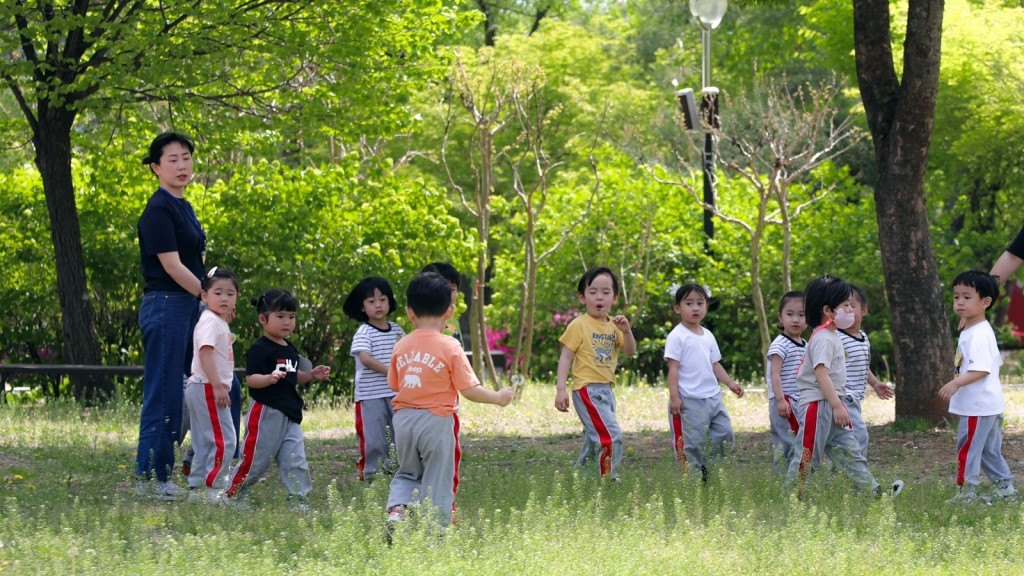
[420,262,461,289]
[803,275,851,327]
[577,267,620,296]
[343,276,398,322]
[250,288,298,316]
[201,266,239,292]
[142,132,195,167]
[952,270,999,310]
[674,283,710,304]
[406,272,452,317]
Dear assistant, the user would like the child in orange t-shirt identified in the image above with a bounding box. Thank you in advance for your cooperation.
[385,272,513,529]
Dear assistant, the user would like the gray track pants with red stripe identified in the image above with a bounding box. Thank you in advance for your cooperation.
[955,414,1013,488]
[784,399,878,493]
[572,383,623,479]
[356,397,396,481]
[227,402,311,500]
[184,381,236,490]
[671,394,734,478]
[387,408,461,526]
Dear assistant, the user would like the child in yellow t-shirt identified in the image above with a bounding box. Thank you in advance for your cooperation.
[554,267,636,480]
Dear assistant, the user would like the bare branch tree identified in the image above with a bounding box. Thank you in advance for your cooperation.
[650,76,863,356]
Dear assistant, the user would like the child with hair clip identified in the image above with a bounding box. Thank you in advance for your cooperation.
[784,275,903,497]
[184,266,239,503]
[665,283,744,481]
[765,291,806,476]
[226,289,330,512]
[343,276,405,482]
[554,267,636,480]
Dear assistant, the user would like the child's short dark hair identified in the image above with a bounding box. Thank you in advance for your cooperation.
[142,132,195,166]
[674,283,710,304]
[778,290,803,313]
[201,266,239,292]
[849,284,868,306]
[803,275,851,327]
[406,272,453,317]
[776,290,803,331]
[420,262,460,289]
[342,276,397,322]
[952,270,999,310]
[577,267,620,296]
[251,288,298,316]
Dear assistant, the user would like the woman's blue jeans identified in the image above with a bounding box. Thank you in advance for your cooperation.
[135,291,199,481]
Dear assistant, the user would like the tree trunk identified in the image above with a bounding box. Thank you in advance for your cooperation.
[33,110,112,404]
[854,0,950,423]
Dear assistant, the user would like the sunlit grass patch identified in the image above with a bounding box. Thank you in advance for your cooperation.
[1,384,1023,574]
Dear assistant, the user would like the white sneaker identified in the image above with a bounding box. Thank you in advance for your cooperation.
[948,487,978,504]
[981,482,1017,504]
[890,479,905,497]
[288,497,311,513]
[154,481,184,501]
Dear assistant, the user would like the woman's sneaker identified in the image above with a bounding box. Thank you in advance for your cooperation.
[135,480,184,501]
[154,481,184,501]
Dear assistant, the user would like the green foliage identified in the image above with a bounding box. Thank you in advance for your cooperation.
[0,167,58,365]
[205,157,476,400]
[4,0,1024,405]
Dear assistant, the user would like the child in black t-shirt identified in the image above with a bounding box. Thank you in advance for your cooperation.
[226,289,330,511]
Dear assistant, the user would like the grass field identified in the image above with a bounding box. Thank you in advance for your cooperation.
[2,384,1024,575]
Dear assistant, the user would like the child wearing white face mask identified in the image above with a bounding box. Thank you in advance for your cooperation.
[783,275,904,498]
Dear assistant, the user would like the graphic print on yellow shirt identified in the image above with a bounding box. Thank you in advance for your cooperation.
[559,314,623,391]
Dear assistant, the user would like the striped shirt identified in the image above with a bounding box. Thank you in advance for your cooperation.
[765,334,805,400]
[838,329,871,400]
[350,321,405,402]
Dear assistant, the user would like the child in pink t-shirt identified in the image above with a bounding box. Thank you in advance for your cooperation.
[384,271,513,530]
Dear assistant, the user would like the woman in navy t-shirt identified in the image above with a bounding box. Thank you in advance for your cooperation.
[991,225,1024,283]
[134,132,206,501]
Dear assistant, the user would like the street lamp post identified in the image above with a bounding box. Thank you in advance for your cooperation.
[689,0,727,244]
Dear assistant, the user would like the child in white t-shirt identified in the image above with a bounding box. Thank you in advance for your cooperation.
[184,267,239,503]
[938,270,1016,504]
[665,284,744,481]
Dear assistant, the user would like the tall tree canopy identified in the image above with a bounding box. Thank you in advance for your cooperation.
[0,0,462,402]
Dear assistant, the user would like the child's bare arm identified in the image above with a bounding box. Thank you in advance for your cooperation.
[713,361,744,398]
[867,369,894,400]
[667,359,683,415]
[247,370,286,389]
[358,351,389,375]
[297,365,331,386]
[612,315,636,356]
[554,345,574,412]
[461,384,513,406]
[814,364,849,427]
[938,370,987,403]
[198,346,230,408]
[769,355,790,417]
